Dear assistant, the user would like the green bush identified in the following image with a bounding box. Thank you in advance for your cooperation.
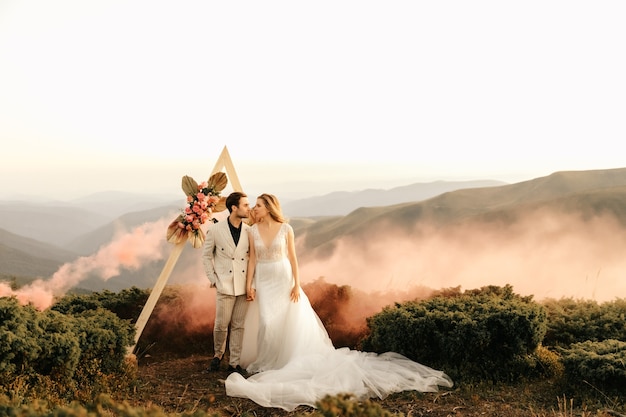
[542,297,626,347]
[558,339,626,395]
[0,298,42,375]
[504,344,565,382]
[52,287,149,322]
[361,285,548,382]
[1,295,136,404]
[71,308,135,375]
[33,310,81,379]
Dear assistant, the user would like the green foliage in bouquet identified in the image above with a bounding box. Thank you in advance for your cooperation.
[360,284,548,383]
[542,297,626,347]
[558,339,626,396]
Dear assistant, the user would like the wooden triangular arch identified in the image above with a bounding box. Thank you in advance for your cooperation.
[128,146,243,355]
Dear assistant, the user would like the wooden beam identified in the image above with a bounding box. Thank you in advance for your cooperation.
[127,146,243,356]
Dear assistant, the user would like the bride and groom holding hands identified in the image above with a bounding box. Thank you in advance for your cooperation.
[202,191,453,411]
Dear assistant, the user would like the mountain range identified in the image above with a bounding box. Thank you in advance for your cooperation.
[295,168,626,261]
[2,168,626,299]
[279,179,505,216]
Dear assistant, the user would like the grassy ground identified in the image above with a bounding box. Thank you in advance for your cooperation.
[121,353,625,417]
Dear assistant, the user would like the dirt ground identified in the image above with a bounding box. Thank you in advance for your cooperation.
[125,353,623,417]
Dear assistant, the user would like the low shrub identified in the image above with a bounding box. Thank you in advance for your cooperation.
[558,339,626,396]
[0,298,42,375]
[361,284,548,383]
[542,298,626,347]
[0,296,136,405]
[52,287,149,322]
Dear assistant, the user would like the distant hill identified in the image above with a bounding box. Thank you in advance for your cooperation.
[68,191,180,218]
[0,201,181,292]
[0,191,181,248]
[282,180,506,217]
[0,201,111,247]
[295,168,626,259]
[0,180,501,250]
[3,168,626,296]
[0,228,78,282]
[66,205,180,255]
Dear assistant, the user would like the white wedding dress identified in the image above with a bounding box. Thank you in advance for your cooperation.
[225,223,453,411]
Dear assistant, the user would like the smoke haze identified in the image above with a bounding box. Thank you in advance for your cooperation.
[299,208,626,303]
[145,205,626,347]
[4,205,625,331]
[0,218,171,310]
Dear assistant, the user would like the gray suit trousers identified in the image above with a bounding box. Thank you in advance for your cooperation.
[214,292,248,366]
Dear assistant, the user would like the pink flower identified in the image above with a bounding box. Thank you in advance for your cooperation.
[168,174,226,247]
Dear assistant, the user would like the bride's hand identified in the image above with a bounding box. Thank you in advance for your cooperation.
[247,288,256,301]
[290,286,300,303]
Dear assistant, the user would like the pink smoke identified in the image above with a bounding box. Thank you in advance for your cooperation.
[0,218,172,310]
[298,209,626,303]
[4,201,625,352]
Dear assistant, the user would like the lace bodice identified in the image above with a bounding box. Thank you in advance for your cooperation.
[252,223,290,262]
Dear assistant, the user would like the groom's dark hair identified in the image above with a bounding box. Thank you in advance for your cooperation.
[226,191,247,213]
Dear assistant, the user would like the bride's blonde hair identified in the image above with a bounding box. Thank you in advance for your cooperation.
[258,193,286,223]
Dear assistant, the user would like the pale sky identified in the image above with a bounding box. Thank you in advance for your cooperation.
[1,0,625,201]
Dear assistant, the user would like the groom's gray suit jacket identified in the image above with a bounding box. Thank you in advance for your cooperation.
[202,220,250,296]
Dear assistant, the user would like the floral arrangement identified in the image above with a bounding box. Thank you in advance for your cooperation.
[166,172,228,248]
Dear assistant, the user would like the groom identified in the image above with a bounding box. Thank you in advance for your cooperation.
[202,191,250,375]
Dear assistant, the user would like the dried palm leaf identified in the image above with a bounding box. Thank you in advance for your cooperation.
[213,196,227,213]
[208,172,228,192]
[166,216,188,244]
[181,175,199,196]
[190,231,205,249]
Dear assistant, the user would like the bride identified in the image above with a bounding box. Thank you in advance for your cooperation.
[225,193,453,411]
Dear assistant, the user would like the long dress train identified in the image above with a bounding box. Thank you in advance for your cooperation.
[225,223,453,411]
